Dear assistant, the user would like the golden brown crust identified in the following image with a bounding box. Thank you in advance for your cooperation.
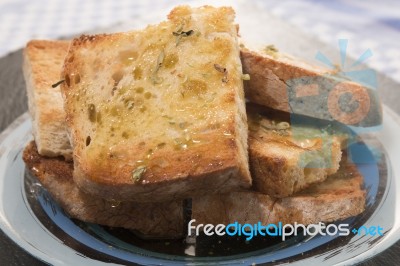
[192,161,366,225]
[241,49,319,112]
[61,6,251,202]
[271,163,365,224]
[247,105,342,198]
[192,191,275,225]
[240,48,382,127]
[23,40,72,160]
[25,40,70,89]
[22,141,184,238]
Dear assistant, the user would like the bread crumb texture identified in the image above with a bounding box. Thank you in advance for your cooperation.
[61,6,250,200]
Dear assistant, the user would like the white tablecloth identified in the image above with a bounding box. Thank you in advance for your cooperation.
[1,0,399,82]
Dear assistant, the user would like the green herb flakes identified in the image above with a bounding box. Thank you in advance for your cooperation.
[241,74,250,80]
[264,44,279,58]
[151,50,165,84]
[131,166,147,182]
[172,28,194,46]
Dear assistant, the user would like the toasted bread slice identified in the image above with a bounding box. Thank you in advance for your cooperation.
[247,104,342,197]
[241,48,382,127]
[24,39,346,201]
[23,40,72,160]
[192,161,365,225]
[61,6,251,202]
[23,141,184,238]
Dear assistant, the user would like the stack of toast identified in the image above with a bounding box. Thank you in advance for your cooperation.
[22,6,381,239]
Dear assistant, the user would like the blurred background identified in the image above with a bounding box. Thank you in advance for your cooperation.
[0,0,399,82]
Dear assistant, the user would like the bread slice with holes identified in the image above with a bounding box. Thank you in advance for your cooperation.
[192,160,365,226]
[23,40,73,160]
[23,141,184,238]
[61,6,251,202]
[240,47,382,127]
[24,39,345,201]
[247,104,343,198]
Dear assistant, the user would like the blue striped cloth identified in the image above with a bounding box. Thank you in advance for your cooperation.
[0,0,399,82]
[254,0,400,83]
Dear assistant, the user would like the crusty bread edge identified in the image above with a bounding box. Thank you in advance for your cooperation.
[249,136,342,198]
[241,48,383,127]
[22,141,185,238]
[23,40,73,160]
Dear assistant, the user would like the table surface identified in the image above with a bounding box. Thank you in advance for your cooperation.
[1,0,400,265]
